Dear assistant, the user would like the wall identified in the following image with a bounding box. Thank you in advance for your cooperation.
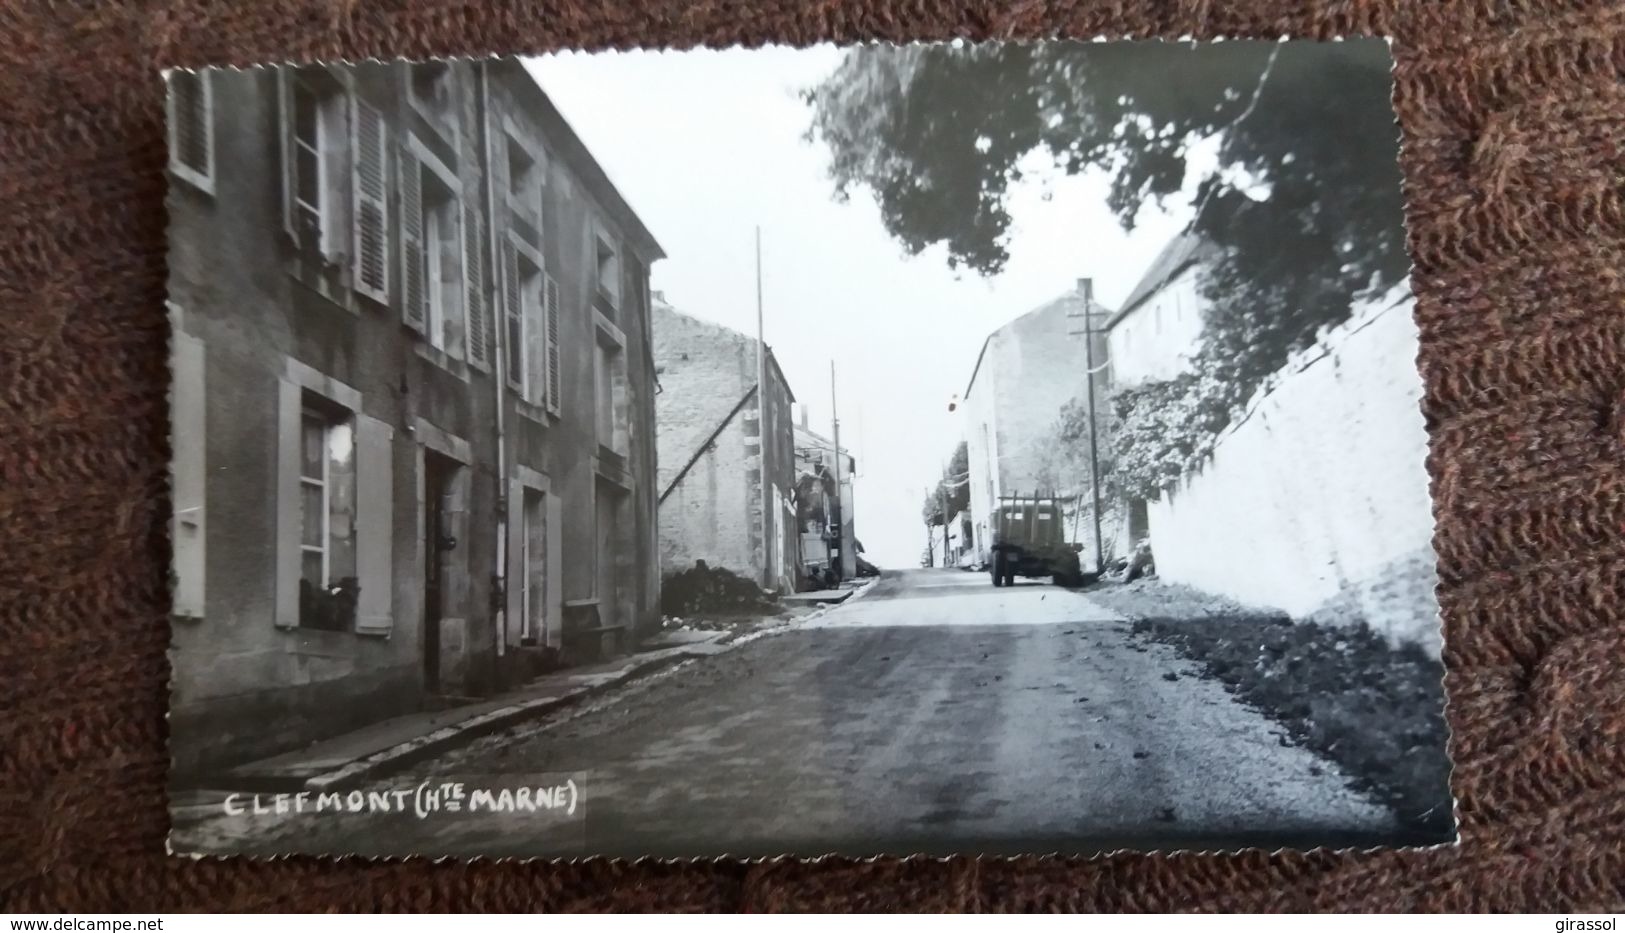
[1145,287,1441,653]
[1107,265,1205,388]
[653,300,798,590]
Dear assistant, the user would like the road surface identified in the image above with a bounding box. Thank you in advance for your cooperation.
[174,569,1399,858]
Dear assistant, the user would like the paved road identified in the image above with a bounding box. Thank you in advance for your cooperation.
[175,569,1397,858]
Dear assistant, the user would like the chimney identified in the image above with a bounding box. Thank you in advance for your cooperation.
[652,289,666,304]
[798,404,809,430]
[1076,277,1094,304]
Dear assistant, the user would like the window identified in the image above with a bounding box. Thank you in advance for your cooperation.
[420,167,464,357]
[505,248,545,401]
[167,70,213,193]
[507,135,539,219]
[520,489,546,645]
[410,62,455,127]
[593,233,621,312]
[298,396,357,631]
[595,338,629,456]
[281,70,348,259]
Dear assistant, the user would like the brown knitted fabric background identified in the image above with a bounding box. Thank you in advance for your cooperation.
[2,0,1623,912]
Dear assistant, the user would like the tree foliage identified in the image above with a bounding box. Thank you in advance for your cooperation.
[921,440,970,526]
[806,40,1411,486]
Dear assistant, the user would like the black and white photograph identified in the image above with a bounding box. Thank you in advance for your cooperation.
[165,39,1454,859]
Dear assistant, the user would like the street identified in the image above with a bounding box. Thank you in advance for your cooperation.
[173,569,1398,859]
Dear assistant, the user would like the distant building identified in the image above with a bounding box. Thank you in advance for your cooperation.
[961,280,1112,568]
[1105,232,1220,389]
[165,61,664,776]
[793,408,857,583]
[652,297,800,594]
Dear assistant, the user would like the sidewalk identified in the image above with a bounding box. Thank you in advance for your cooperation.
[211,578,879,794]
[216,630,732,794]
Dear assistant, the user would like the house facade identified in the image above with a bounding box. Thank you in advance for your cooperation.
[792,409,857,583]
[962,280,1112,568]
[652,297,800,594]
[165,60,664,776]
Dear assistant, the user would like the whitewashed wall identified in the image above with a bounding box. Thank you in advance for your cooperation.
[1146,286,1441,653]
[1109,266,1205,388]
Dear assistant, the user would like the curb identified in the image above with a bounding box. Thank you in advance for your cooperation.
[303,650,700,792]
[299,582,880,792]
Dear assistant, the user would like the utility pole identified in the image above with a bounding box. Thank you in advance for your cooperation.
[1081,278,1106,576]
[755,227,772,590]
[939,457,951,566]
[829,359,843,583]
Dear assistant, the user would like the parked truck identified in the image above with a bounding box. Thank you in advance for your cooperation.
[988,493,1094,588]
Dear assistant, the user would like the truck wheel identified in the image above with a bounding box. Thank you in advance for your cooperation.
[1002,561,1016,587]
[990,552,1004,586]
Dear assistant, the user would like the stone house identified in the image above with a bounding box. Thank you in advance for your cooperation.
[961,280,1112,568]
[652,297,800,594]
[165,59,663,777]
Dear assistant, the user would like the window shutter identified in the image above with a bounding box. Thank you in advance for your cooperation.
[277,72,298,244]
[545,492,563,649]
[170,328,207,619]
[502,239,524,395]
[544,274,562,415]
[274,379,302,629]
[351,96,390,304]
[397,147,426,333]
[505,478,523,647]
[167,71,213,191]
[463,202,490,371]
[354,414,394,636]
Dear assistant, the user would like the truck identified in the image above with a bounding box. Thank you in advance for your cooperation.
[988,493,1094,588]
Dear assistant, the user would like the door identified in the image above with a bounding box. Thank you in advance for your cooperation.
[423,452,457,693]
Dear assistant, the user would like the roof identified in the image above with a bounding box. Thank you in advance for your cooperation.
[1105,232,1220,330]
[495,59,665,262]
[963,287,1114,401]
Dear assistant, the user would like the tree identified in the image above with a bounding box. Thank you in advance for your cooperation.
[921,440,970,526]
[806,41,1410,468]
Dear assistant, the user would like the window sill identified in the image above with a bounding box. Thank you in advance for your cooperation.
[414,342,470,382]
[168,164,215,196]
[513,397,553,426]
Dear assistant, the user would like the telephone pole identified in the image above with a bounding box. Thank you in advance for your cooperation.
[938,458,951,566]
[1081,278,1105,575]
[829,359,843,583]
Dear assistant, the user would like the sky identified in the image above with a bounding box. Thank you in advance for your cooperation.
[527,45,1202,569]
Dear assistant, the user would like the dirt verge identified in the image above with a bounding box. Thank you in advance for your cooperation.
[1084,579,1454,841]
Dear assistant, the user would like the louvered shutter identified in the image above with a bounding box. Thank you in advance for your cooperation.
[354,414,394,636]
[501,239,525,395]
[463,202,490,371]
[397,148,426,333]
[278,72,298,244]
[544,274,562,415]
[273,379,302,629]
[351,97,389,303]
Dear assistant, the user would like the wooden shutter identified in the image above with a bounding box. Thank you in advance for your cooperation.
[545,492,563,649]
[397,147,426,333]
[544,274,562,415]
[501,239,524,394]
[170,328,207,619]
[351,96,389,304]
[353,414,394,636]
[463,202,490,371]
[278,72,298,244]
[273,379,302,629]
[505,478,524,647]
